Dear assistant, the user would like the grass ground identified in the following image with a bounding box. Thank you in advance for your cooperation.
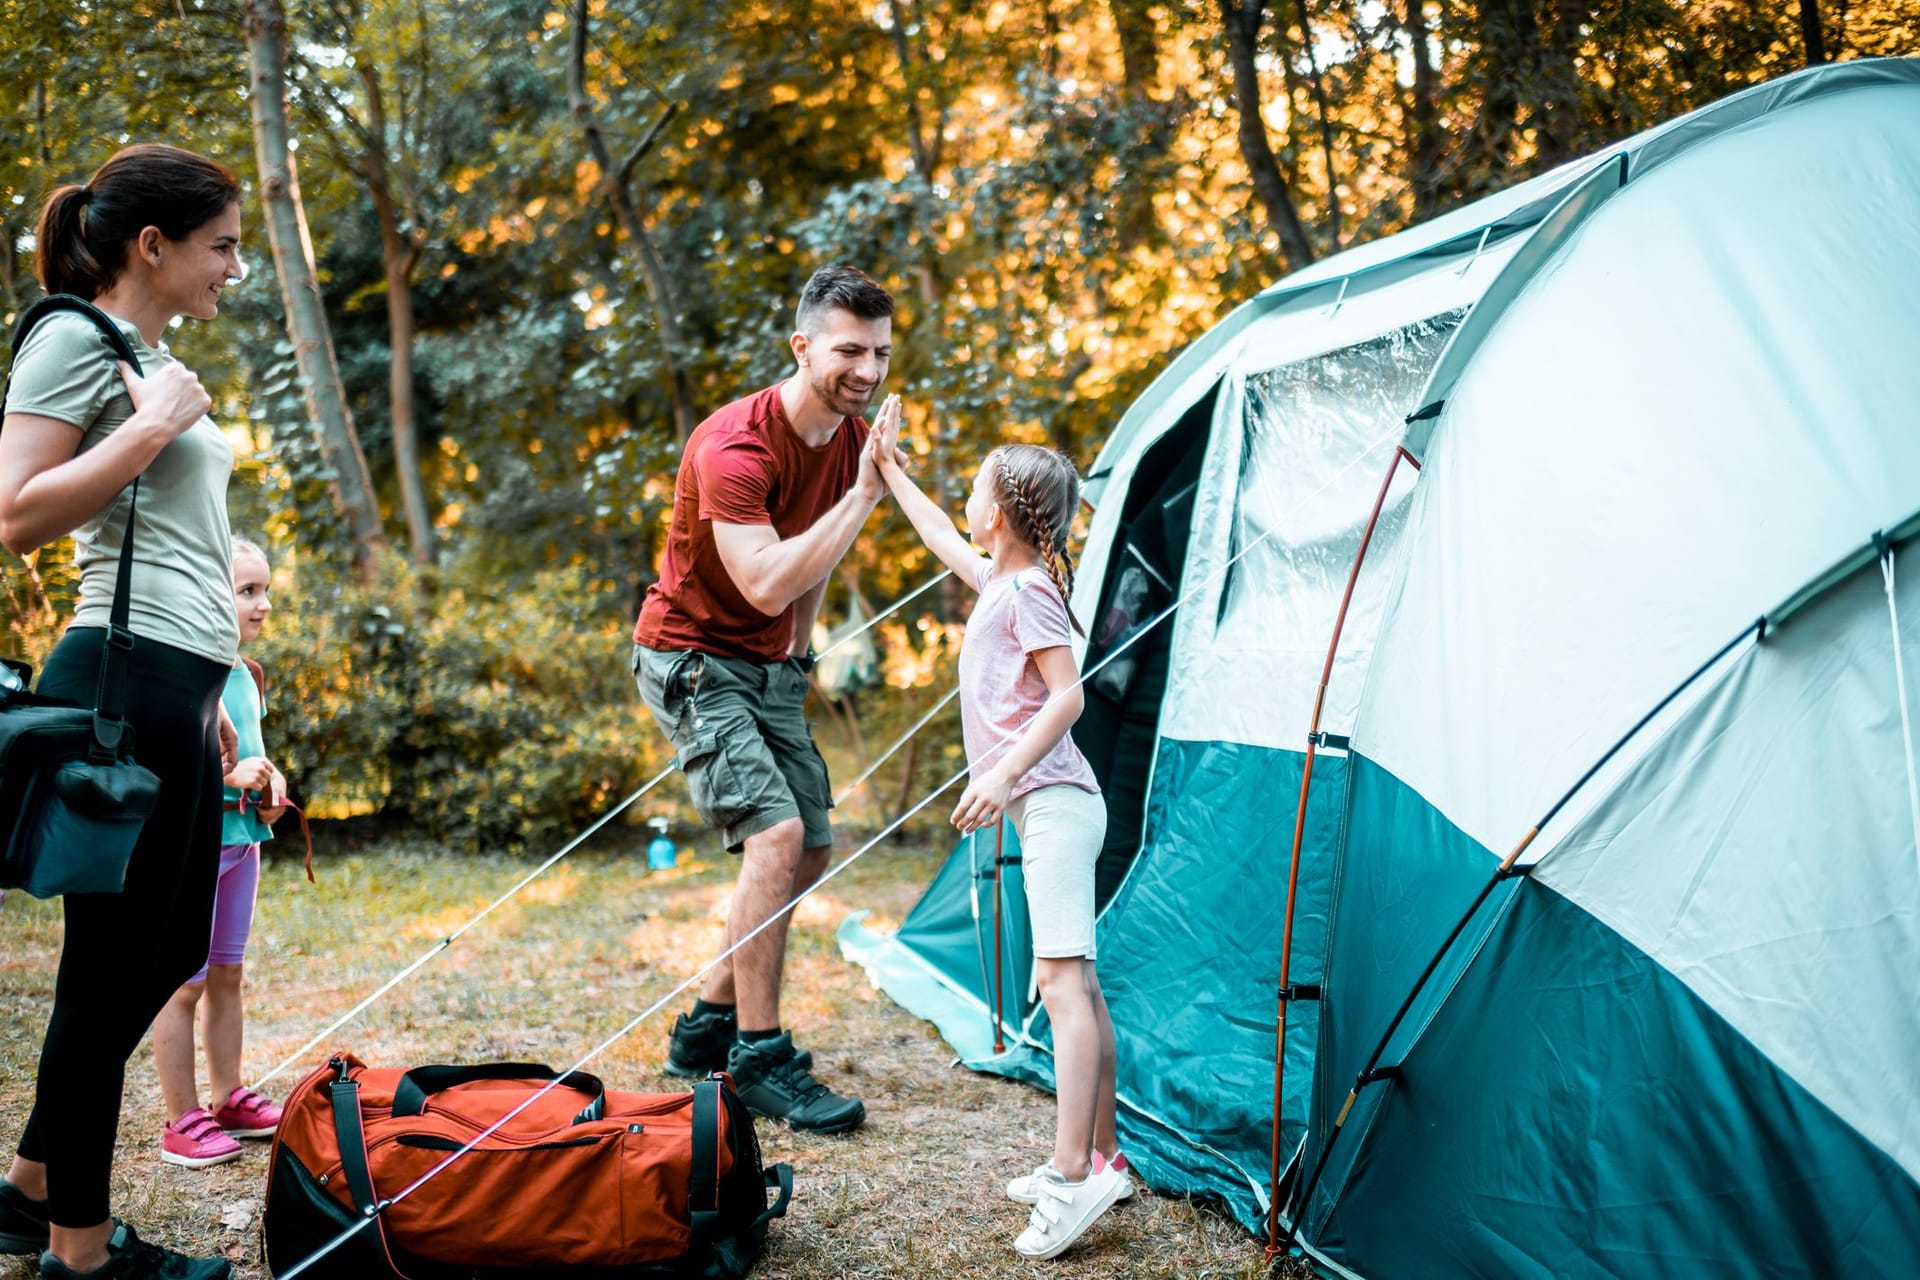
[0,827,1302,1279]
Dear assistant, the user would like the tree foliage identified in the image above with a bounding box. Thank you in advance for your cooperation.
[3,0,1916,832]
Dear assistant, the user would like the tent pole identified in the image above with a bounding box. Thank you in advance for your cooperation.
[1279,617,1763,1253]
[968,829,999,1051]
[993,816,1007,1054]
[1266,447,1416,1260]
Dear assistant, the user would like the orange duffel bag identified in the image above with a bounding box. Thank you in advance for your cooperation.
[262,1053,791,1279]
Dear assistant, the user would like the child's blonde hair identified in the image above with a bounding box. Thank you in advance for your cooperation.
[988,444,1085,636]
[231,535,269,569]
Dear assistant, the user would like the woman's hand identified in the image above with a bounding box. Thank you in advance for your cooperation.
[118,361,210,443]
[950,769,1013,834]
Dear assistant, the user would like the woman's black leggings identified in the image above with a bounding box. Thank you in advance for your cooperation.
[15,626,228,1227]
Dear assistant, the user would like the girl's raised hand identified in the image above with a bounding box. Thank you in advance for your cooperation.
[870,394,906,469]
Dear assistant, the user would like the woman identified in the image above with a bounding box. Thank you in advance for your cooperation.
[0,143,246,1280]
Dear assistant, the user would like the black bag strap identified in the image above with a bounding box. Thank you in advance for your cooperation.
[391,1062,607,1123]
[8,295,147,763]
[754,1164,793,1231]
[327,1074,382,1218]
[324,1063,417,1280]
[7,294,142,370]
[688,1078,722,1244]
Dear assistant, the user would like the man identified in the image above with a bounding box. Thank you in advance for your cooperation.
[631,265,899,1133]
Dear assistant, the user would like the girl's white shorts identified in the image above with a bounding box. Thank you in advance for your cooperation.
[1008,783,1106,960]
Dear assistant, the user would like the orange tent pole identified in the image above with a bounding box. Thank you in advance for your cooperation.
[1266,447,1417,1260]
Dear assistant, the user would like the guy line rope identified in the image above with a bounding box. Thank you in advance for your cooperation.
[274,433,1411,1278]
[251,573,959,1093]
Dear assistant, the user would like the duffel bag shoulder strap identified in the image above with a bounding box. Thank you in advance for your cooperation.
[8,295,147,763]
[318,1064,419,1280]
[686,1079,792,1236]
[328,1073,382,1219]
[690,1079,722,1245]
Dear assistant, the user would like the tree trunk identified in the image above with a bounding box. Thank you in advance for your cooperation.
[1531,0,1589,170]
[566,0,697,445]
[1470,0,1540,186]
[359,64,437,569]
[1799,0,1828,64]
[1291,0,1343,249]
[1107,0,1174,252]
[1401,0,1446,220]
[1220,0,1318,270]
[245,0,388,582]
[1109,0,1159,92]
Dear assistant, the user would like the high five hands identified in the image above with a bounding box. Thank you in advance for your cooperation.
[857,389,1007,832]
[868,394,908,473]
[853,394,905,503]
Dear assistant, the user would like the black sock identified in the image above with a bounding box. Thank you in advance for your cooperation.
[691,999,736,1020]
[737,1026,782,1044]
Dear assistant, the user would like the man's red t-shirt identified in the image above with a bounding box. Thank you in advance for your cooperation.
[634,383,868,663]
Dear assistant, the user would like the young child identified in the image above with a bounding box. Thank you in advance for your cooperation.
[151,537,287,1167]
[869,398,1131,1260]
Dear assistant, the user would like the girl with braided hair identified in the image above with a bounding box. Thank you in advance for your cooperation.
[870,401,1128,1261]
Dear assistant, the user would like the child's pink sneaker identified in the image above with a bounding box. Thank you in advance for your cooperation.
[161,1109,244,1168]
[212,1087,283,1139]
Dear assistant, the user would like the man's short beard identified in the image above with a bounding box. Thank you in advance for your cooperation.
[812,370,873,418]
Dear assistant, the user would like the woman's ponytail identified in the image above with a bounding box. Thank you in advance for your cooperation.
[36,184,109,299]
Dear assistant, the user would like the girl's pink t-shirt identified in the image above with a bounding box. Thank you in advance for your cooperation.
[957,562,1100,800]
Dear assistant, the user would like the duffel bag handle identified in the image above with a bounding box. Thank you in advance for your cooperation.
[391,1063,607,1123]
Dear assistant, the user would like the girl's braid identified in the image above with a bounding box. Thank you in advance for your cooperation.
[992,446,1086,636]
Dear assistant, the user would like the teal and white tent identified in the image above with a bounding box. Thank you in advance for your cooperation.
[844,57,1920,1275]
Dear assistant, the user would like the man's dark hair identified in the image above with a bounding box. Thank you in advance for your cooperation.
[795,265,894,337]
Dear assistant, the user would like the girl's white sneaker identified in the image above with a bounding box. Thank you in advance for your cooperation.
[1012,1165,1126,1260]
[1007,1157,1135,1205]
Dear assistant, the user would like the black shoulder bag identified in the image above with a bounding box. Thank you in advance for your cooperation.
[0,295,164,897]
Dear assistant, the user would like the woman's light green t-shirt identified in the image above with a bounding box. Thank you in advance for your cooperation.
[3,309,237,664]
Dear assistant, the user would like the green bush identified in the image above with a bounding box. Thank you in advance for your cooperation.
[8,545,972,855]
[253,560,673,852]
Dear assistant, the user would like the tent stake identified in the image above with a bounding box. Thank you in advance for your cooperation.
[1266,447,1416,1260]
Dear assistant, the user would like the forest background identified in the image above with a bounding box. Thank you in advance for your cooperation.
[3,0,1915,853]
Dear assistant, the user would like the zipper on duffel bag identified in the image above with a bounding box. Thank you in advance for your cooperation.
[312,1126,635,1186]
[392,1130,638,1151]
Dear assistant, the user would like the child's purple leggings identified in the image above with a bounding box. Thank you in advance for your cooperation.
[187,842,261,984]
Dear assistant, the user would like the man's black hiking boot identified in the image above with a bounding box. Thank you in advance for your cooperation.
[38,1219,232,1279]
[664,1006,737,1078]
[727,1032,865,1134]
[0,1179,50,1255]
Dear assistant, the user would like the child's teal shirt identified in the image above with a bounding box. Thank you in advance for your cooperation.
[221,664,276,846]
